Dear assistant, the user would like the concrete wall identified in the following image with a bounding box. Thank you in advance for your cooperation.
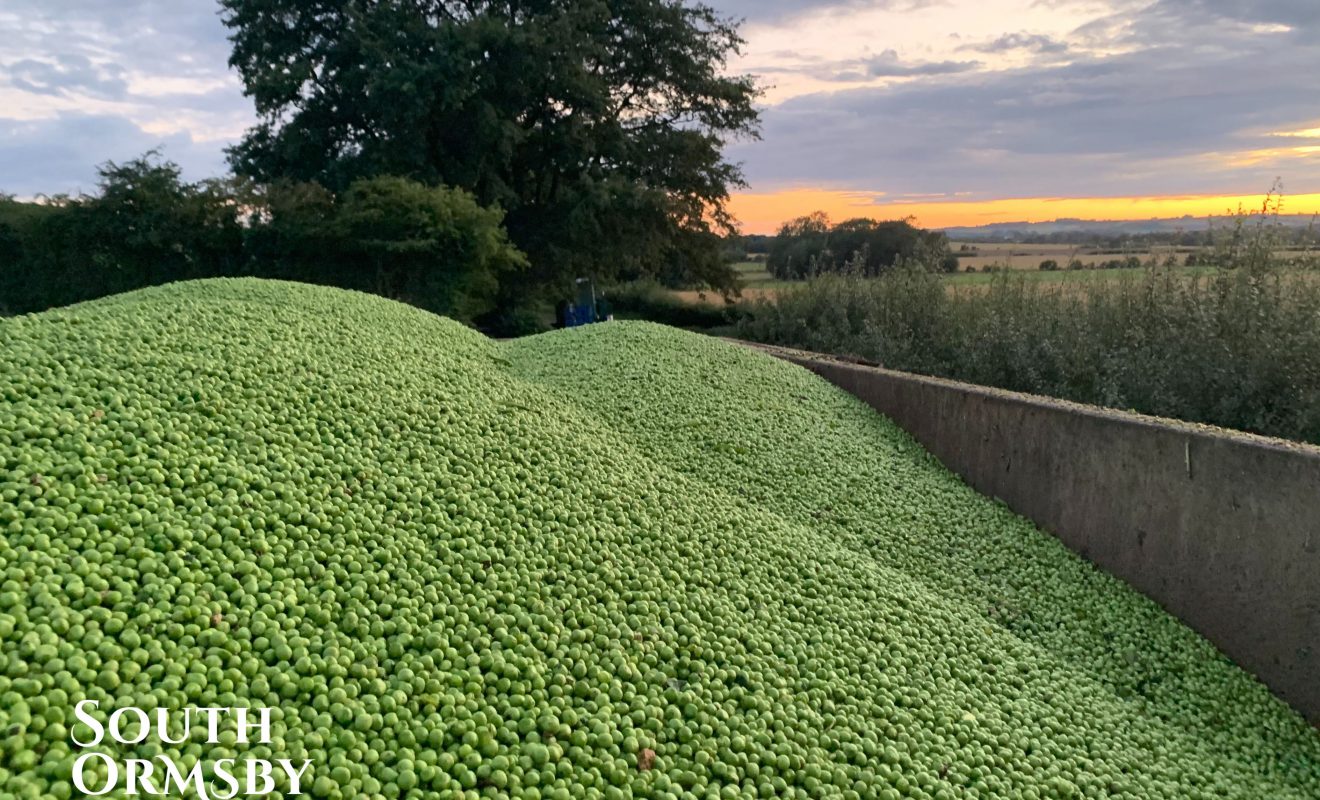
[743,342,1320,724]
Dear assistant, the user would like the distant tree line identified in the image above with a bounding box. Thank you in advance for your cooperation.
[968,226,1320,250]
[721,233,772,263]
[742,234,773,256]
[767,212,959,279]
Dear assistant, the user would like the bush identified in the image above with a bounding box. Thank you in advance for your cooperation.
[737,264,1320,445]
[1039,259,1059,271]
[479,297,555,336]
[0,156,245,313]
[0,161,525,322]
[335,176,527,322]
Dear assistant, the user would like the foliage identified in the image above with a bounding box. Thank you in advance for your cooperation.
[3,278,1316,799]
[0,200,59,315]
[0,154,245,314]
[338,176,527,321]
[0,156,524,323]
[766,213,956,279]
[739,232,773,256]
[765,211,830,278]
[219,0,760,301]
[716,233,771,265]
[739,260,1320,444]
[240,179,342,282]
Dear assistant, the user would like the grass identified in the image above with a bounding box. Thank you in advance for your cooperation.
[950,242,1320,272]
[950,242,1173,272]
[603,280,735,328]
[719,260,1220,298]
[942,265,1221,288]
[732,260,796,289]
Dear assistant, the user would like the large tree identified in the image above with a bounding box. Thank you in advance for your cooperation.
[767,214,959,279]
[220,0,760,305]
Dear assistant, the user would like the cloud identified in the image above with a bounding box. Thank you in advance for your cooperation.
[9,55,129,99]
[960,32,1069,55]
[0,0,234,75]
[721,0,1320,202]
[1072,0,1319,50]
[0,114,229,197]
[1152,0,1320,29]
[1,0,1318,206]
[0,0,251,193]
[860,49,980,77]
[728,27,1320,199]
[706,0,938,25]
[751,48,980,83]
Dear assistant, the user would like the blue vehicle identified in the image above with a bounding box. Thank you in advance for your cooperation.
[558,277,611,328]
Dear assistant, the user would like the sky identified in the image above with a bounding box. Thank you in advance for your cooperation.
[2,0,1318,232]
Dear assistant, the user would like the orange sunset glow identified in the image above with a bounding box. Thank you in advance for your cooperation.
[727,189,1320,234]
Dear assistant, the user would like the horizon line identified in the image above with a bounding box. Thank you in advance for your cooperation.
[727,189,1320,235]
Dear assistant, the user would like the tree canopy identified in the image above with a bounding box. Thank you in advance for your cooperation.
[0,155,245,313]
[767,214,959,279]
[220,0,761,305]
[0,154,523,322]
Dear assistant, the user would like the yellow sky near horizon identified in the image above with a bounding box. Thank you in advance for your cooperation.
[727,189,1320,233]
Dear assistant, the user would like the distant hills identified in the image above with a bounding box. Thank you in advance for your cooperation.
[939,214,1319,241]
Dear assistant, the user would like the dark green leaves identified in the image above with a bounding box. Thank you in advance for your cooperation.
[220,0,761,299]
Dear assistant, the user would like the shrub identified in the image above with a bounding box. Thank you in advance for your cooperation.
[0,156,245,313]
[0,166,525,323]
[738,264,1320,444]
[335,176,527,322]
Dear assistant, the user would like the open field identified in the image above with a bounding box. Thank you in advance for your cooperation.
[674,261,788,304]
[672,261,1224,304]
[667,257,1320,306]
[943,265,1217,288]
[950,242,1319,271]
[951,241,1182,271]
